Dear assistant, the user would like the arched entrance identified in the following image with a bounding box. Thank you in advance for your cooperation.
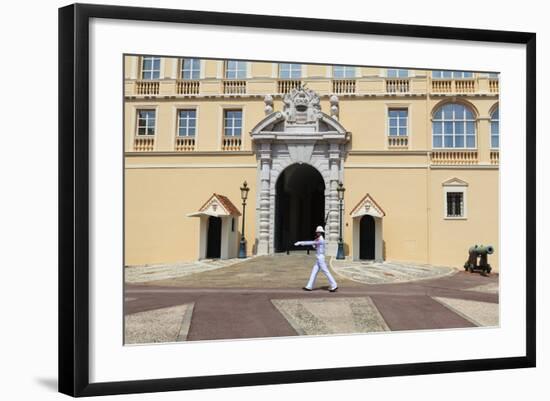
[359,215,376,260]
[275,164,325,252]
[206,216,222,258]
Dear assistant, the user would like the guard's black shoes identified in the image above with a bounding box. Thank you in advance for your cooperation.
[302,287,312,291]
[329,287,338,292]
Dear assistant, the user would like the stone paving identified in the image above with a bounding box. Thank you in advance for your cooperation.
[124,257,257,283]
[271,297,390,335]
[123,254,499,343]
[124,303,195,344]
[433,297,499,327]
[331,259,457,284]
[464,282,500,294]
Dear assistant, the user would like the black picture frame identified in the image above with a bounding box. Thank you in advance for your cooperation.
[58,3,536,397]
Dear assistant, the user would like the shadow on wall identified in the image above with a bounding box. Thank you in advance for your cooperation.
[383,240,387,260]
[252,238,258,255]
[343,242,350,256]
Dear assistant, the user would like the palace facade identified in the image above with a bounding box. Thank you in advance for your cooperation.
[124,56,500,271]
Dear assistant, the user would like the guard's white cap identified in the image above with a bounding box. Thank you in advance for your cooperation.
[315,226,325,233]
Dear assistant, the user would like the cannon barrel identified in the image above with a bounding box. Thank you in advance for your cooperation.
[468,245,494,255]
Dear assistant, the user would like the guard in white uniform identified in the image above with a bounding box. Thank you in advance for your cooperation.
[295,226,338,292]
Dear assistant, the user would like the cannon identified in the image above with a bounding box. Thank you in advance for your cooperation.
[464,244,494,275]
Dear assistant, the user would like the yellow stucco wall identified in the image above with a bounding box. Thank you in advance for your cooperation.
[124,56,500,271]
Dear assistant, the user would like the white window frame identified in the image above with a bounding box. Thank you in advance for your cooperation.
[141,56,161,80]
[432,103,477,149]
[135,109,157,136]
[387,107,409,137]
[180,58,201,80]
[177,109,197,137]
[432,70,474,79]
[443,179,468,220]
[225,60,247,79]
[279,63,302,79]
[223,109,243,137]
[387,69,409,78]
[333,65,356,78]
[490,107,499,149]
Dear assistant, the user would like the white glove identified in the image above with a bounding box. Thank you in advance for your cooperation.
[294,241,301,246]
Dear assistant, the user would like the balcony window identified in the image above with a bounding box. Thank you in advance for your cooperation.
[136,110,156,136]
[141,57,161,80]
[225,61,247,79]
[432,103,476,148]
[387,69,409,78]
[224,110,242,137]
[333,66,356,78]
[279,63,302,79]
[491,107,499,149]
[178,110,197,137]
[388,109,408,136]
[432,70,473,79]
[181,58,201,80]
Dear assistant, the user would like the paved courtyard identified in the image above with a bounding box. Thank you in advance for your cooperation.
[124,253,499,344]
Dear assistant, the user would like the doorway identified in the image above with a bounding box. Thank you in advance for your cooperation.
[359,215,375,260]
[206,216,222,258]
[275,164,325,252]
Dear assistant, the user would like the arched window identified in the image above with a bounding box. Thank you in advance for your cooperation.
[491,107,499,149]
[432,103,476,148]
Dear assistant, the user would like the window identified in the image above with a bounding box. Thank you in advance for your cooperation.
[387,69,409,78]
[432,103,476,148]
[136,110,156,136]
[177,110,196,137]
[432,70,473,79]
[442,178,468,219]
[225,61,247,79]
[224,110,242,137]
[181,58,201,80]
[231,217,235,232]
[491,107,499,149]
[279,63,302,79]
[488,72,499,78]
[141,57,161,80]
[333,66,356,78]
[446,192,464,218]
[388,109,408,136]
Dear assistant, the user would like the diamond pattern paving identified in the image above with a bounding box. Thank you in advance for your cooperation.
[271,297,390,335]
[125,303,195,344]
[432,297,499,327]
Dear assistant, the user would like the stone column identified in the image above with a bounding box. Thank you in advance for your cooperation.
[327,143,341,256]
[477,117,491,165]
[257,142,272,255]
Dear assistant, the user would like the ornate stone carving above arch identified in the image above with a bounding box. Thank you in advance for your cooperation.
[250,87,351,256]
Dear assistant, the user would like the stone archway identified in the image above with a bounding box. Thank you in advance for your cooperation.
[274,163,326,252]
[250,88,350,256]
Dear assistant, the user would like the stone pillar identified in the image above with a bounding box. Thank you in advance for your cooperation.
[478,117,491,165]
[327,143,341,256]
[257,142,272,255]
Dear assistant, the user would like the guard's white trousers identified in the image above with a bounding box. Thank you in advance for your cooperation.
[306,256,338,290]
